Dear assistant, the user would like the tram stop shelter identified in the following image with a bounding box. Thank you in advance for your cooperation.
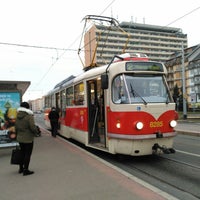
[0,80,30,148]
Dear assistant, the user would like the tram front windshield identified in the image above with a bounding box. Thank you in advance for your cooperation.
[112,74,172,104]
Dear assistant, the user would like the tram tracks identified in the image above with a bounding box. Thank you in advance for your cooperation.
[159,153,200,170]
[119,157,199,200]
[87,150,200,200]
[105,154,200,200]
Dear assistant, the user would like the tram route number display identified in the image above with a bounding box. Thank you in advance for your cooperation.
[150,121,163,128]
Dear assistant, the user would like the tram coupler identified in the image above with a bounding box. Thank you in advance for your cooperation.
[152,143,176,154]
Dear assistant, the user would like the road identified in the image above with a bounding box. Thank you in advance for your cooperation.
[175,121,200,137]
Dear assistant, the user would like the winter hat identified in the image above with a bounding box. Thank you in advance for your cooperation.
[20,102,30,109]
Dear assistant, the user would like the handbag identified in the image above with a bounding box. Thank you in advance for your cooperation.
[35,125,41,137]
[10,147,23,165]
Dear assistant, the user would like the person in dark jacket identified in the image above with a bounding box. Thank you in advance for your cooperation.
[15,102,38,176]
[48,107,59,137]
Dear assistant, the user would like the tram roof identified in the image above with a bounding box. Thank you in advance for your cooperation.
[53,75,75,89]
[74,59,167,83]
[74,64,107,83]
[0,80,30,95]
[45,59,167,96]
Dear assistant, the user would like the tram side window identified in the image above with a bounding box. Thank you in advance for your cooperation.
[112,75,128,104]
[44,96,50,108]
[61,90,66,117]
[52,94,55,107]
[74,82,84,105]
[45,95,54,108]
[56,92,61,110]
[66,86,74,106]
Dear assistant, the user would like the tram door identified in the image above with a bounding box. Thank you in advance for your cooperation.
[87,79,106,148]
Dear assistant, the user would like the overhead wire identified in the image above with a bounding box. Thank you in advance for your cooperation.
[26,3,200,92]
[0,42,75,51]
[1,2,199,93]
[34,0,117,88]
[165,5,200,27]
[0,0,117,87]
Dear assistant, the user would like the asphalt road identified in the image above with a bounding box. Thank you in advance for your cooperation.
[89,134,200,200]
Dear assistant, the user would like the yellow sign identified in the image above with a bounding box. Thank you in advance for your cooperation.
[80,110,84,115]
[150,121,163,128]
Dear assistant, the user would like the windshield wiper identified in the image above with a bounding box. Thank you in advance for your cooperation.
[130,83,147,105]
[165,93,170,104]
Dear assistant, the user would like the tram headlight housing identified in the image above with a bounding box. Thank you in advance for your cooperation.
[170,120,177,128]
[136,122,143,130]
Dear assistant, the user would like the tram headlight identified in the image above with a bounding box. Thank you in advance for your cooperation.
[116,122,121,129]
[170,120,177,128]
[136,122,143,130]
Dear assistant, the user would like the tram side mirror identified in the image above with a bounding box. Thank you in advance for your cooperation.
[101,73,108,89]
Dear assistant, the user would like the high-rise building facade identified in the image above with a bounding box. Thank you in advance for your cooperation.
[166,44,200,108]
[84,22,188,67]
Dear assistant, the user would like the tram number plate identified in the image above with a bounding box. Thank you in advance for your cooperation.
[150,121,163,128]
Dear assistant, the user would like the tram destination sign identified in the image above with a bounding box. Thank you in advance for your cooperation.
[126,62,164,72]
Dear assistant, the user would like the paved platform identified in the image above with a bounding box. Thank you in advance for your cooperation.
[175,121,200,137]
[0,129,178,200]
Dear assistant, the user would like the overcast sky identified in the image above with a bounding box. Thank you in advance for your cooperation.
[0,0,199,101]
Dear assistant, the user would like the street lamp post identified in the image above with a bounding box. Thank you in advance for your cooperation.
[181,43,187,119]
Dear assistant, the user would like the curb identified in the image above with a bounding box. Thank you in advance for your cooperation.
[176,130,200,137]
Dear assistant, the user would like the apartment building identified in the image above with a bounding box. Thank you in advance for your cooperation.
[84,21,188,67]
[29,97,44,113]
[165,44,200,108]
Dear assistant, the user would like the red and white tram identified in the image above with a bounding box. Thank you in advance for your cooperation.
[44,53,178,156]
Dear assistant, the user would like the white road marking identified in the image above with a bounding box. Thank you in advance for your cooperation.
[176,149,200,157]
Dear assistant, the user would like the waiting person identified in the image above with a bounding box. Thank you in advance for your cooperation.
[15,102,38,176]
[48,107,59,137]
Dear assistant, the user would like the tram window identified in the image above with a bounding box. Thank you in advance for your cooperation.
[56,92,61,109]
[149,80,160,96]
[45,94,54,108]
[44,96,50,108]
[112,75,128,104]
[74,82,84,105]
[112,74,172,104]
[61,90,66,117]
[52,94,55,107]
[66,86,74,106]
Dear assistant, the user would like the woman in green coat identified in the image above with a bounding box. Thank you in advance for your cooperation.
[15,102,38,176]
